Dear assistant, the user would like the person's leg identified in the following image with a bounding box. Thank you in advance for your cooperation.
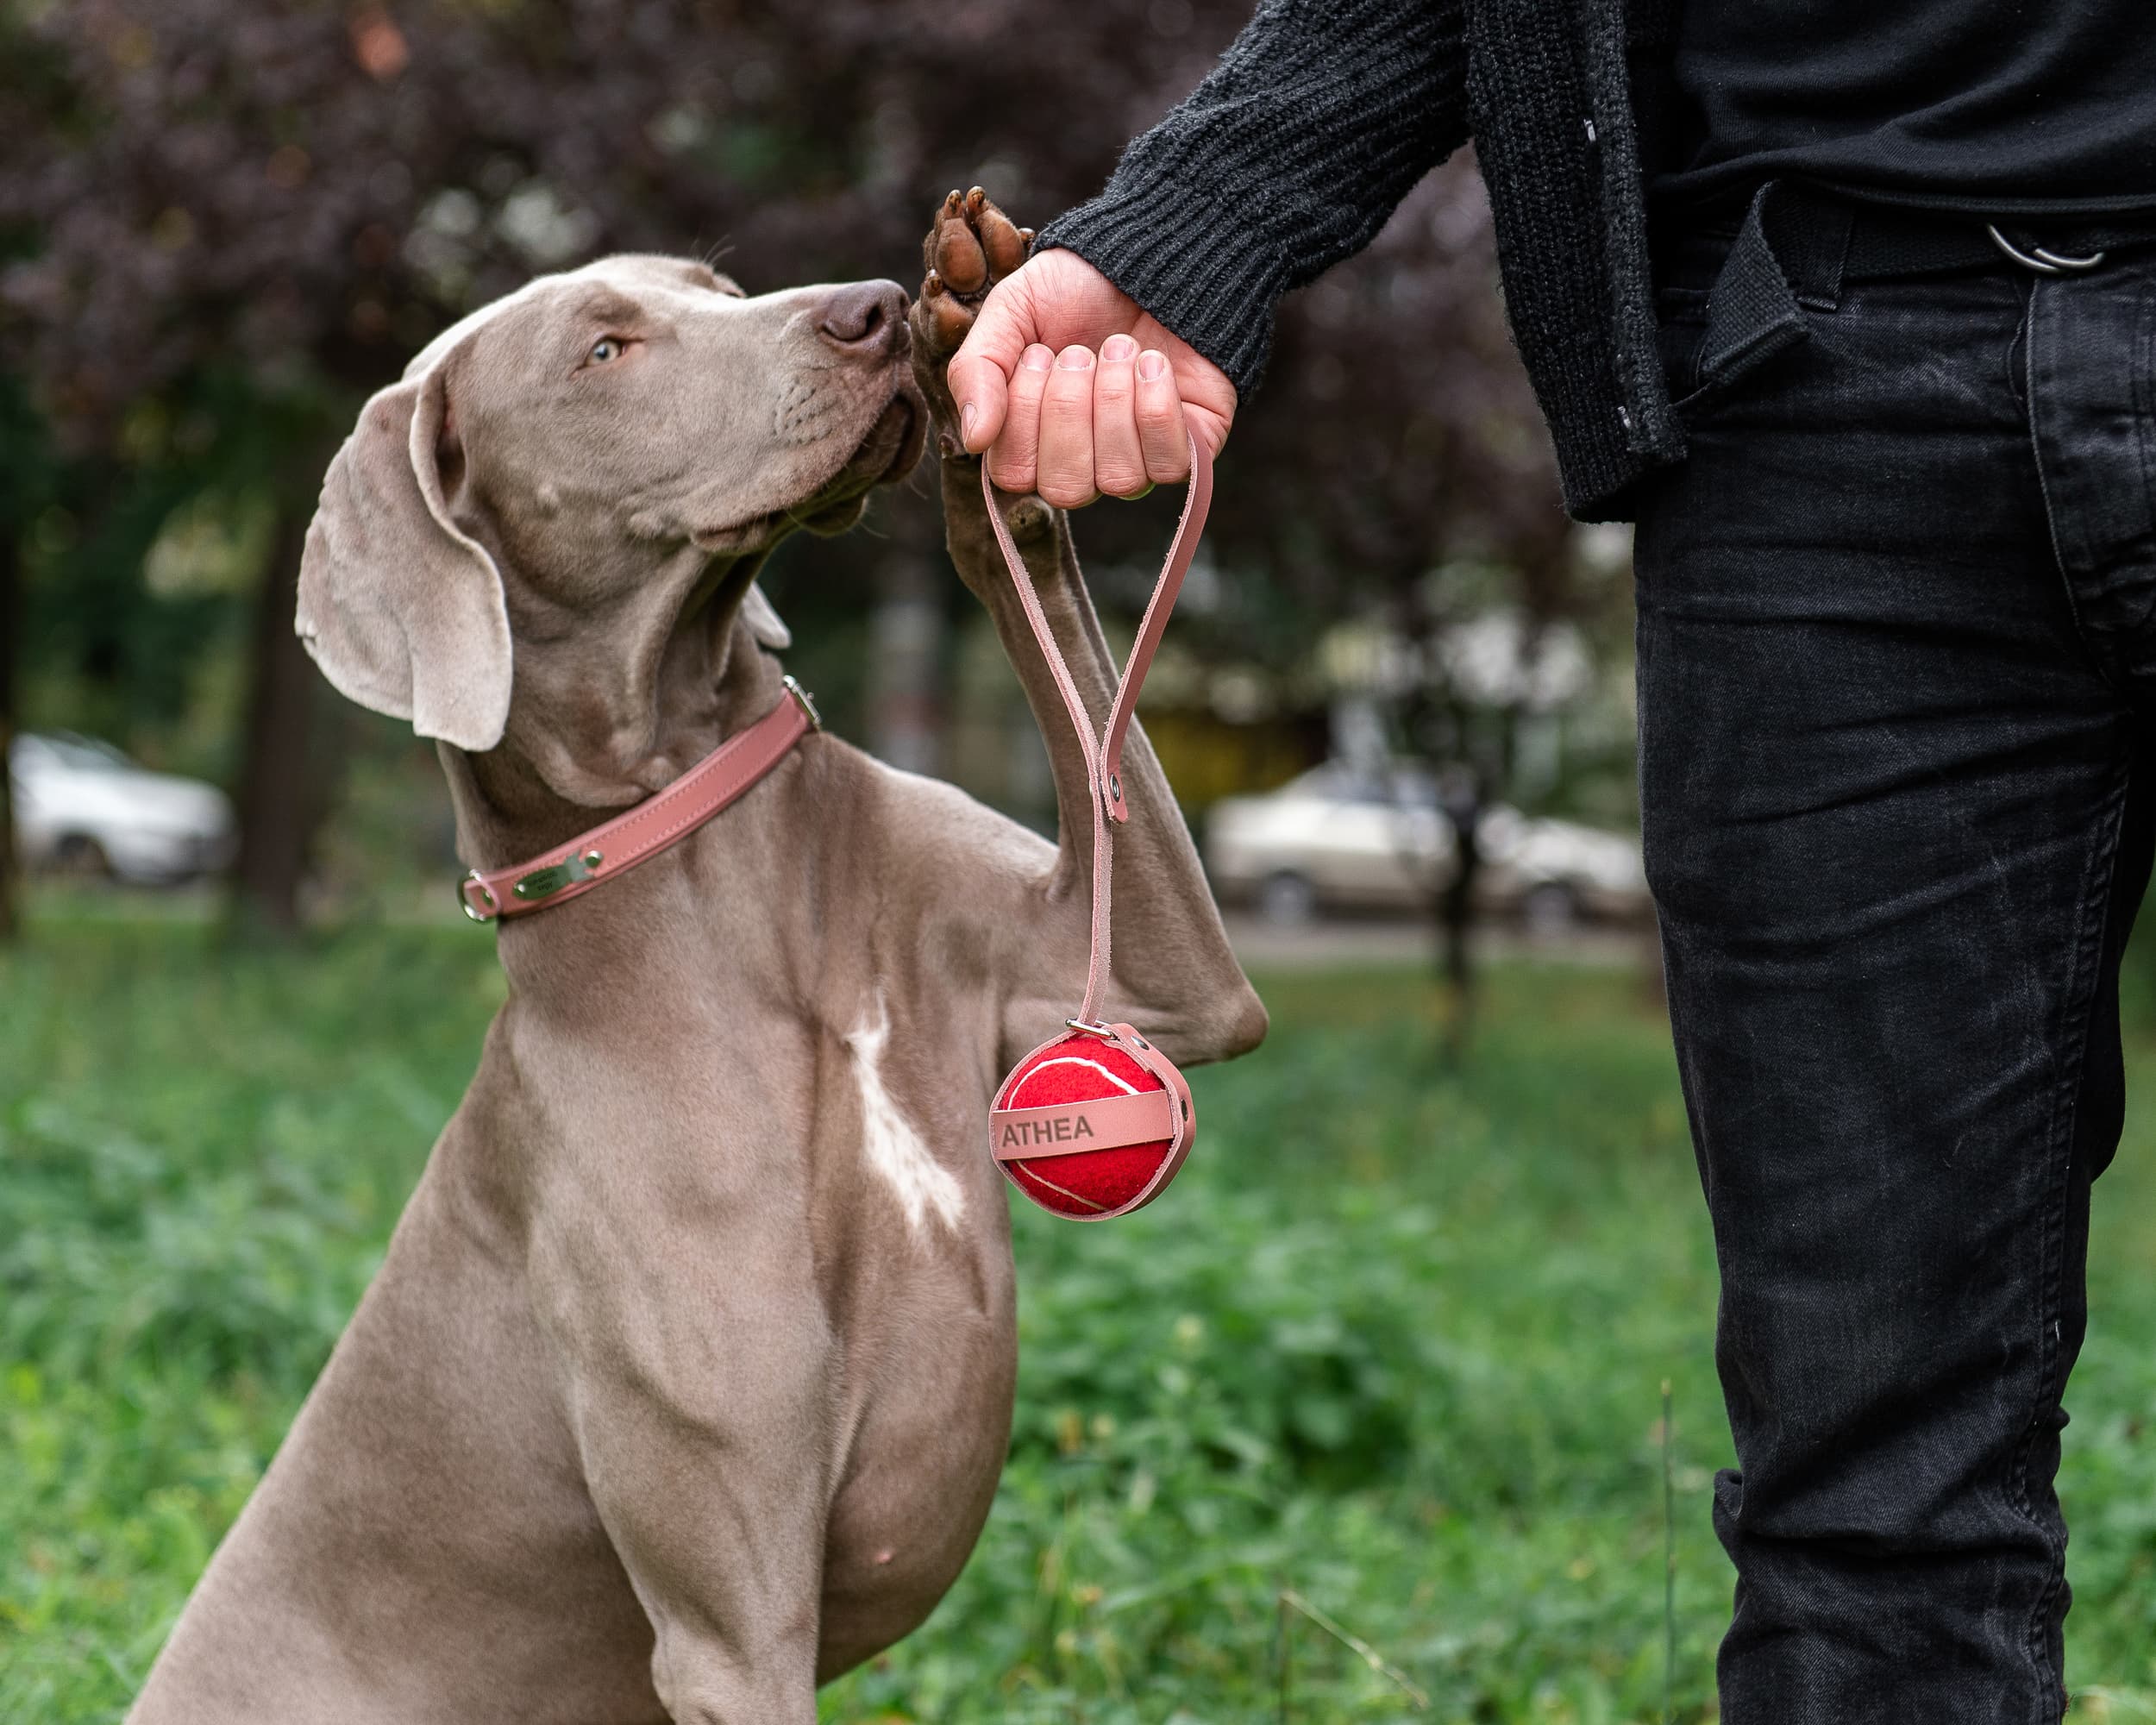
[1635,251,2156,1722]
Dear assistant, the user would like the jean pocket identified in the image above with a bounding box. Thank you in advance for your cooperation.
[1659,291,1821,425]
[1654,289,1713,411]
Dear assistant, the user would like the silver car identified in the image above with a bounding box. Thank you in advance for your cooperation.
[9,731,237,883]
[1204,762,1649,926]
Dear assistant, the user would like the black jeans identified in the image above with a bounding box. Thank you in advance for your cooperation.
[1636,201,2156,1721]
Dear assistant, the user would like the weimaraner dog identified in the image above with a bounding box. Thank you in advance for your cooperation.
[127,191,1265,1722]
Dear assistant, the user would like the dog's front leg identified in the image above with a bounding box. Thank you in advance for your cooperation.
[532,1173,834,1723]
[908,191,1267,1073]
[939,472,1267,1072]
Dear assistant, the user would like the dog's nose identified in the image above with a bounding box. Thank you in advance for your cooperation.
[818,280,906,356]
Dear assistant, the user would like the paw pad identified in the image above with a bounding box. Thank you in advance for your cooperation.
[909,184,1038,441]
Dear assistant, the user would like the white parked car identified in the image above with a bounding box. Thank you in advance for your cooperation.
[9,731,237,883]
[1204,762,1649,926]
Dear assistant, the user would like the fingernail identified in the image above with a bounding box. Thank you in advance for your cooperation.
[1102,333,1138,362]
[1137,349,1168,380]
[1020,345,1053,373]
[1055,347,1094,371]
[961,403,977,445]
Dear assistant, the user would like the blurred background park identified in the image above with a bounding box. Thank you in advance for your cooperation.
[7,3,2156,1721]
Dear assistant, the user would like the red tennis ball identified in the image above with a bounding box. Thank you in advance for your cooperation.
[998,1033,1172,1219]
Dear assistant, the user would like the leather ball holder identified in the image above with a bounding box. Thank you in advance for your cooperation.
[981,440,1213,1221]
[993,1024,1196,1220]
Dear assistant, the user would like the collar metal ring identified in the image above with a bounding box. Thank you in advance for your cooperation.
[460,869,500,923]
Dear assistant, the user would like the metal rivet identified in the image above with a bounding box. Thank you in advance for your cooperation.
[1108,773,1121,801]
[584,849,604,869]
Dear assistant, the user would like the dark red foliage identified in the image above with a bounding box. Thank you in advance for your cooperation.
[0,0,1563,607]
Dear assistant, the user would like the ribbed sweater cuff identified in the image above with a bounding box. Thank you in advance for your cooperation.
[1034,179,1288,398]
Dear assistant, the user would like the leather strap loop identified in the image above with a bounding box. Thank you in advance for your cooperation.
[981,437,1212,1023]
[1100,450,1212,825]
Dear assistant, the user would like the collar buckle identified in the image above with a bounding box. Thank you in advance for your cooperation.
[783,674,823,731]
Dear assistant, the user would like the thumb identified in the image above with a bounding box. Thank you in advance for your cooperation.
[948,274,1037,455]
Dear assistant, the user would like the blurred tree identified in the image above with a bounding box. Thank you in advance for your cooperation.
[0,375,56,944]
[0,474,18,945]
[0,0,1572,931]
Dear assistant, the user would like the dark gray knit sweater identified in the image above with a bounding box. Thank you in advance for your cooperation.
[1034,0,1684,523]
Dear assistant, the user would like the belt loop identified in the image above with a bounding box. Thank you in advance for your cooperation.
[1779,186,1852,312]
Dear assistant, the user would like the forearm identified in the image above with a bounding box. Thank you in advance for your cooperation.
[1033,0,1469,394]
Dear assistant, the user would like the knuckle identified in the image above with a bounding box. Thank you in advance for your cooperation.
[1035,454,1085,499]
[1138,409,1185,446]
[1045,377,1093,414]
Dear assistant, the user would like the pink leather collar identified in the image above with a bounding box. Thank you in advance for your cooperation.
[458,677,820,923]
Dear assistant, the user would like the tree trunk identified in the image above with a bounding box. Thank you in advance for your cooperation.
[0,524,19,944]
[1436,800,1482,1066]
[229,505,324,937]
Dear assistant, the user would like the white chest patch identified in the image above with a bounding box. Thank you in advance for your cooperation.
[844,993,966,1235]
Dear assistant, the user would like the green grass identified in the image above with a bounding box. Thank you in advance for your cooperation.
[6,918,2156,1722]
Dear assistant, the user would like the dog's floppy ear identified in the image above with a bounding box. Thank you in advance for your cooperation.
[741,580,792,650]
[295,364,513,752]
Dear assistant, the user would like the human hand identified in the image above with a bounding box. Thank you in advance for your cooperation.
[947,248,1237,509]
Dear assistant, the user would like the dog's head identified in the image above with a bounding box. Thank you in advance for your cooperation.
[297,255,923,785]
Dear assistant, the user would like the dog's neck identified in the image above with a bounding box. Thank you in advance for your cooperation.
[441,553,787,875]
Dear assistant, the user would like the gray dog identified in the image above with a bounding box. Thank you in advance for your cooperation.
[126,192,1264,1722]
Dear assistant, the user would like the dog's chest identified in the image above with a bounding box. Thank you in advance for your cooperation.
[838,987,970,1238]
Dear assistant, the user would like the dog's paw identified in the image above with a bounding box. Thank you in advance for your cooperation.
[909,186,1031,459]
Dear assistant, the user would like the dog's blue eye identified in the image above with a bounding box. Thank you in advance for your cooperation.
[588,337,624,364]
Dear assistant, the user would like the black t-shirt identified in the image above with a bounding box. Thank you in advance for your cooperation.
[1656,0,2156,216]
